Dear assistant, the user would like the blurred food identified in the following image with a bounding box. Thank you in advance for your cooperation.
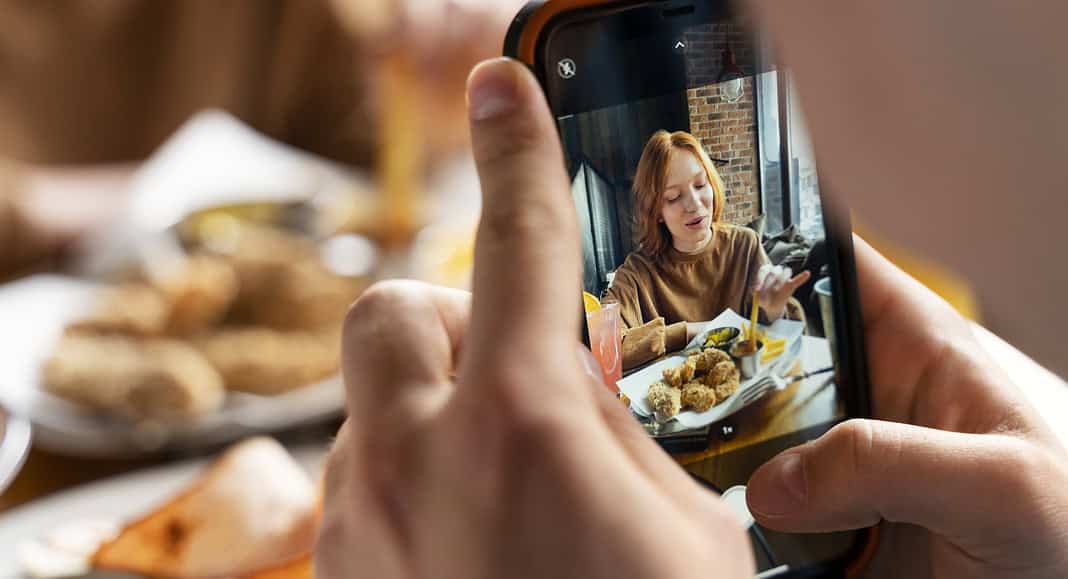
[646,349,742,419]
[156,255,240,336]
[205,223,366,331]
[196,326,341,396]
[91,438,318,578]
[66,284,171,337]
[41,215,368,423]
[42,335,224,420]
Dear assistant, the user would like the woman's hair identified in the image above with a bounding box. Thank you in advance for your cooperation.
[632,130,726,259]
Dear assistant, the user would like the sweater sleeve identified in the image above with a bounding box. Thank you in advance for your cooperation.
[606,259,675,370]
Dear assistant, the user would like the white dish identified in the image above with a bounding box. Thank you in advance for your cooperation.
[0,275,344,458]
[617,309,803,430]
[0,443,329,577]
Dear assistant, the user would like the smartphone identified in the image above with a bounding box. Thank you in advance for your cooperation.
[506,1,875,577]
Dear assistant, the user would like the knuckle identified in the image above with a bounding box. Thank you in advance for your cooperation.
[478,194,572,250]
[830,419,895,480]
[473,117,546,168]
[343,280,432,339]
[990,436,1058,496]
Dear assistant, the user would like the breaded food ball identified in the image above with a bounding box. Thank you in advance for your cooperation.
[647,381,681,419]
[681,382,717,412]
[703,348,732,367]
[714,376,740,403]
[706,360,740,387]
[662,366,684,388]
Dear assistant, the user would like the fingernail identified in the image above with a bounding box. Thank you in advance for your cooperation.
[467,58,519,121]
[748,452,806,517]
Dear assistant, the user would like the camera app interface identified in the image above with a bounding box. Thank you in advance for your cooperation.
[551,10,859,573]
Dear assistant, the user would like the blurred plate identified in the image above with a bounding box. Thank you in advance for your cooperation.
[0,275,344,458]
[0,407,32,496]
[0,443,329,577]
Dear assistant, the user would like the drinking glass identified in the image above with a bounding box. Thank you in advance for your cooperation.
[586,302,622,392]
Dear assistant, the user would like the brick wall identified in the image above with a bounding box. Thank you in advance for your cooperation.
[684,24,759,225]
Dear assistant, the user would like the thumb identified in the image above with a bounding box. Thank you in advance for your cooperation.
[746,419,1057,545]
[461,58,584,382]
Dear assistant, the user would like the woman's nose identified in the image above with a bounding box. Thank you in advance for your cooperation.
[682,189,700,211]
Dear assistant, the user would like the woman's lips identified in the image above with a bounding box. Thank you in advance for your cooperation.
[685,216,708,229]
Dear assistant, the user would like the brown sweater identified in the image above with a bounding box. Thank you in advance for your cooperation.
[606,223,802,370]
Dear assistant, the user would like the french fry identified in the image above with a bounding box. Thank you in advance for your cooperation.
[750,290,760,345]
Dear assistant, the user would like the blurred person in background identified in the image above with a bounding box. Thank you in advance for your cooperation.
[0,0,523,279]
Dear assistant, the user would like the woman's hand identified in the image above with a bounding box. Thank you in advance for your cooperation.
[315,58,755,579]
[753,264,810,322]
[747,238,1068,578]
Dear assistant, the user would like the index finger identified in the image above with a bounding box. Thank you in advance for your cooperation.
[462,59,584,382]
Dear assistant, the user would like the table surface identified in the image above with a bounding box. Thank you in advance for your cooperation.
[2,324,1066,516]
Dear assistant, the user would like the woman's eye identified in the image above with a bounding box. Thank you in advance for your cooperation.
[696,181,707,189]
[666,195,679,203]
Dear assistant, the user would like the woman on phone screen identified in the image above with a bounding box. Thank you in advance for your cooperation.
[605,130,810,370]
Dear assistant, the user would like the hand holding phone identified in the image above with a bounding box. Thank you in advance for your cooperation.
[748,237,1068,579]
[316,58,755,579]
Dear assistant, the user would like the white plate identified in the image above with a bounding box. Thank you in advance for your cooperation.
[618,309,803,429]
[0,443,330,577]
[0,409,31,496]
[0,275,344,457]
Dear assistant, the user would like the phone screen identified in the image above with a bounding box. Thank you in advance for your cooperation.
[531,1,871,575]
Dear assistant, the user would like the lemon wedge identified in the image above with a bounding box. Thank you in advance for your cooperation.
[583,291,602,313]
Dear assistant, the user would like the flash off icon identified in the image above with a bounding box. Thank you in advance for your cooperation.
[557,58,577,79]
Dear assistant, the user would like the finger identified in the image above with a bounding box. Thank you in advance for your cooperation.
[746,419,1062,547]
[754,264,773,292]
[462,59,584,389]
[770,267,789,292]
[579,347,705,495]
[578,347,745,531]
[786,270,812,292]
[342,281,471,454]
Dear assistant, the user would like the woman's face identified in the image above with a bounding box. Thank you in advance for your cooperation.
[659,150,714,253]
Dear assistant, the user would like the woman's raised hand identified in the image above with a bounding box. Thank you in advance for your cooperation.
[754,264,811,321]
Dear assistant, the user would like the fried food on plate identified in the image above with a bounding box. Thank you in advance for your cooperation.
[680,382,717,413]
[705,360,740,390]
[646,381,681,419]
[662,358,696,388]
[647,354,742,417]
[67,284,171,337]
[42,334,224,420]
[689,347,731,372]
[156,255,240,336]
[195,326,340,395]
[714,375,740,403]
[209,224,364,331]
[92,438,319,578]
